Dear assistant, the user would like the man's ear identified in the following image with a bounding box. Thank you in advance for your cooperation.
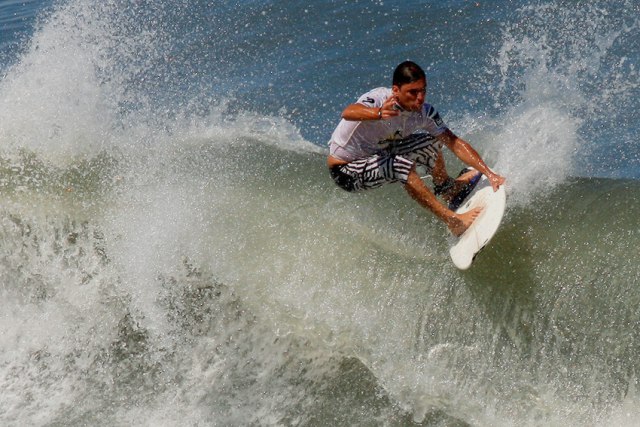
[392,85,400,95]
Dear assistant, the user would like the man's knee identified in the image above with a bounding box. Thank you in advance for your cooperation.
[403,164,421,186]
[330,166,359,191]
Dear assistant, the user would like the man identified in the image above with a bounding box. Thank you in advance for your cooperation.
[327,61,506,237]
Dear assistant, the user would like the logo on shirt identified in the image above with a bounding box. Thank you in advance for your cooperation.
[433,112,444,127]
[363,97,375,105]
[378,130,403,148]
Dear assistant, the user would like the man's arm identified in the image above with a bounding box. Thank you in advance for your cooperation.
[438,129,506,191]
[342,96,400,121]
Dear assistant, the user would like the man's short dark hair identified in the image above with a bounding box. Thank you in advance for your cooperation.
[393,61,426,86]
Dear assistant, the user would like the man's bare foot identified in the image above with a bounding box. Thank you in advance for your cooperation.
[448,207,483,237]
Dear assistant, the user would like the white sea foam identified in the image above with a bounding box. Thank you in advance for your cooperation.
[0,0,639,426]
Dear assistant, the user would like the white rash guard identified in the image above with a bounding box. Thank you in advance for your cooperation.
[329,87,449,162]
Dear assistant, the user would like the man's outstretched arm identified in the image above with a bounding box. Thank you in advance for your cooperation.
[438,129,506,191]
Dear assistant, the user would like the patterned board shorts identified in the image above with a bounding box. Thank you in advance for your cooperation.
[330,134,443,192]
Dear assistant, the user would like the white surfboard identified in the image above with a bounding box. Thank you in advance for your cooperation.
[449,175,506,270]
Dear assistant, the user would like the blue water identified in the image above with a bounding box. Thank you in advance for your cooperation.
[0,1,639,426]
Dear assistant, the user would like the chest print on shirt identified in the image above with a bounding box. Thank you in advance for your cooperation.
[377,129,404,148]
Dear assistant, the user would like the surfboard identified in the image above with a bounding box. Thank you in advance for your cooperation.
[449,175,506,270]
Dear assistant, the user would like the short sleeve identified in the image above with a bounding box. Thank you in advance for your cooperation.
[422,103,448,136]
[355,87,391,109]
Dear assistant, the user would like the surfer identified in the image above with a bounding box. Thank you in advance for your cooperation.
[327,61,505,236]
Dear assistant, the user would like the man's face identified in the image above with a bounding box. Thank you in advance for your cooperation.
[393,78,427,112]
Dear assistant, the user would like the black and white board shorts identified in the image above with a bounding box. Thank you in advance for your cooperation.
[330,135,442,192]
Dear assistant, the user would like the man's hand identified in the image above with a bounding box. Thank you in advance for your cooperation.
[379,95,400,120]
[486,172,506,192]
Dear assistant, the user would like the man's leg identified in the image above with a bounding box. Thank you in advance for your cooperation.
[429,150,482,208]
[330,153,481,235]
[431,151,453,192]
[404,165,481,236]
